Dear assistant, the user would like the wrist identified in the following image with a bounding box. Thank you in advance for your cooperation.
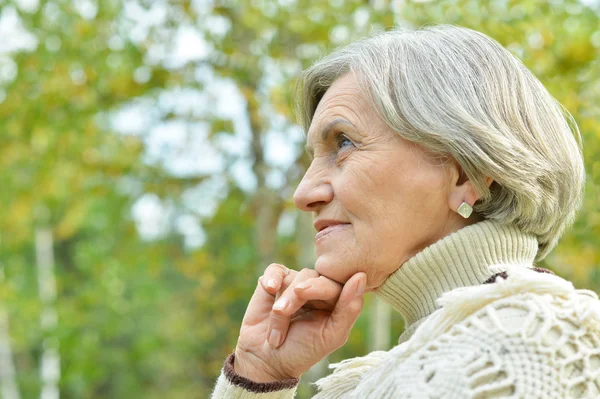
[234,348,291,382]
[223,352,300,393]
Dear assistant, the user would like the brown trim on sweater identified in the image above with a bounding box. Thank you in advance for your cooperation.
[483,267,554,284]
[483,271,508,284]
[222,352,299,393]
[531,267,555,276]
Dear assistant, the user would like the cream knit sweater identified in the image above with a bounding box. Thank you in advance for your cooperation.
[211,220,600,398]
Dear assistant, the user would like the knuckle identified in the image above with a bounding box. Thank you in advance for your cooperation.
[299,268,318,277]
[269,309,289,321]
[266,263,289,277]
[257,277,267,291]
[264,263,279,274]
[293,287,310,298]
[270,301,286,315]
[316,276,336,288]
[317,275,335,284]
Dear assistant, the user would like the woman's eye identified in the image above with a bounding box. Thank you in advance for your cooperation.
[336,135,354,150]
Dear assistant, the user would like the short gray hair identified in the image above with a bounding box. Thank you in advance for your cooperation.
[295,25,586,261]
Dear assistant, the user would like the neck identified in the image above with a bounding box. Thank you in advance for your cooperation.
[374,220,538,339]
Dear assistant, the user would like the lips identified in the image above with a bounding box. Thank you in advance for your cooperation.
[314,223,350,241]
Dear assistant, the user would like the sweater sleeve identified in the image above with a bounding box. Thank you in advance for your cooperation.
[210,352,299,399]
[348,292,600,398]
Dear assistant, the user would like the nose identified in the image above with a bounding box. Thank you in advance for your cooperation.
[293,162,333,212]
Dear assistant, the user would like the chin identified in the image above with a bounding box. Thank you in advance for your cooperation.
[314,255,351,284]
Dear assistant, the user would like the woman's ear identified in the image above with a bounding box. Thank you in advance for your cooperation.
[447,160,494,214]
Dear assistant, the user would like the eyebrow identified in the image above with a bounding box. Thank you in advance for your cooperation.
[304,118,355,156]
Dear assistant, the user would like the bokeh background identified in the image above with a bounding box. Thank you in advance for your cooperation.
[0,0,599,398]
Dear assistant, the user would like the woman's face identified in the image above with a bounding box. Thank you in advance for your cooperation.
[293,72,473,291]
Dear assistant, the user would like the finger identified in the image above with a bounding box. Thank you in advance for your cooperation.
[325,272,367,349]
[259,263,291,295]
[268,275,341,319]
[241,266,294,326]
[292,276,342,309]
[241,276,280,327]
[267,268,319,348]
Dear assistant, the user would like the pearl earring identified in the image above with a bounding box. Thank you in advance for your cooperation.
[457,202,473,219]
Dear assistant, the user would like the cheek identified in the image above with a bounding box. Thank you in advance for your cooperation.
[334,160,384,217]
[332,166,396,264]
[336,161,408,228]
[339,163,444,254]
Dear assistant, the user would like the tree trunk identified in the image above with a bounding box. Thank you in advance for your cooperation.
[0,308,21,399]
[368,296,391,352]
[243,83,284,275]
[35,227,60,399]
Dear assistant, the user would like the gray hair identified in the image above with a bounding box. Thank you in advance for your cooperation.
[295,25,586,261]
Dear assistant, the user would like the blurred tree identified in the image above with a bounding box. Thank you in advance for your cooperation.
[0,0,206,398]
[35,227,59,399]
[0,306,20,399]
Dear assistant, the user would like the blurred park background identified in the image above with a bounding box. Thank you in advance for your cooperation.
[0,0,599,398]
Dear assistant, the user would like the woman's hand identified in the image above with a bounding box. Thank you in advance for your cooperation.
[233,264,367,382]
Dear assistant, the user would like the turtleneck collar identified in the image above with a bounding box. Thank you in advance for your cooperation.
[374,220,538,340]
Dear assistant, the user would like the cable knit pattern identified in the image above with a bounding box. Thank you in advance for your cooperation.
[210,221,600,398]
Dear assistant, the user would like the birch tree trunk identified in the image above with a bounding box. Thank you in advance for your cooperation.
[35,227,60,399]
[0,252,21,399]
[368,297,391,352]
[0,308,21,399]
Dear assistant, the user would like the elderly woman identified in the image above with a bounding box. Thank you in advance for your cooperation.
[211,25,600,398]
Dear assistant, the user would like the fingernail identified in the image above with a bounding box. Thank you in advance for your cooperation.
[269,329,282,348]
[273,298,288,311]
[267,279,278,289]
[295,282,310,290]
[356,276,366,297]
